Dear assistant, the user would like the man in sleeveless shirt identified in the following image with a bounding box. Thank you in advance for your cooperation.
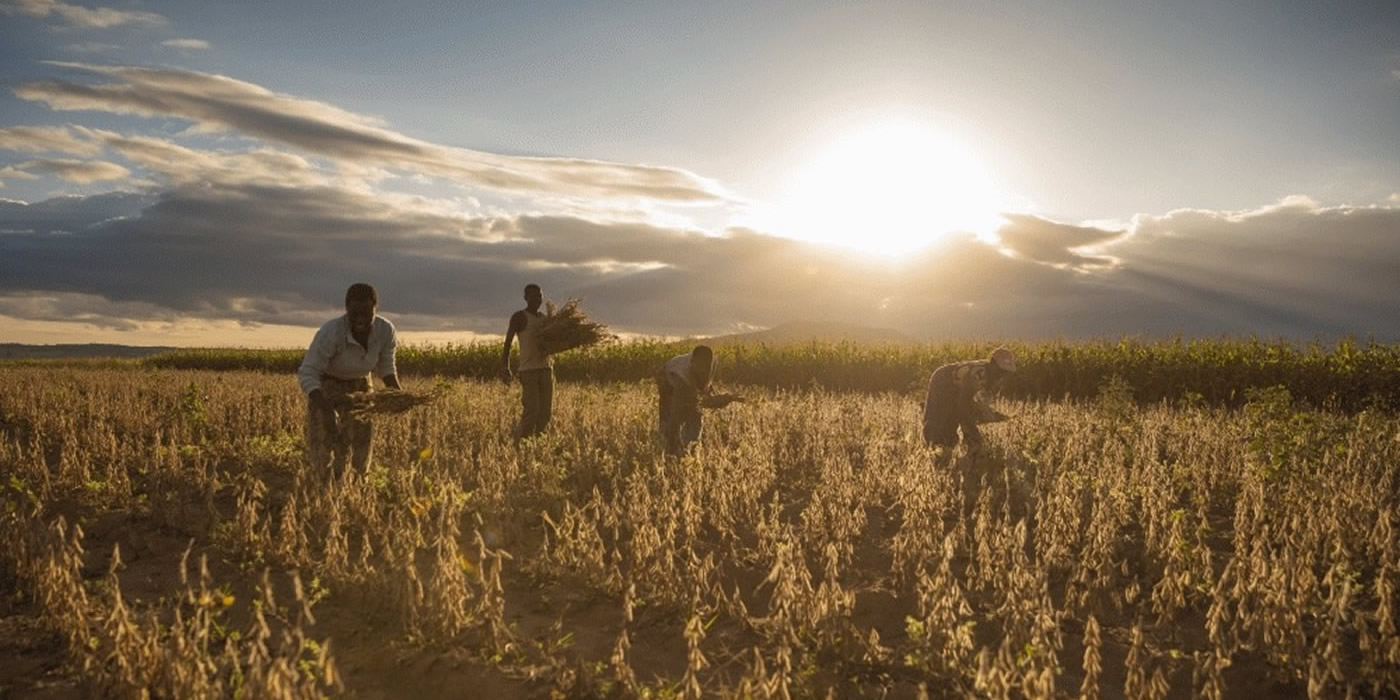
[501,283,554,438]
[923,347,1016,450]
[297,283,401,478]
[657,345,714,456]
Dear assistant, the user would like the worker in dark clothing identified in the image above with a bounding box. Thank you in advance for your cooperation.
[923,347,1016,450]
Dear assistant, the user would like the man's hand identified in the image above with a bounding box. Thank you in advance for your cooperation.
[500,367,514,385]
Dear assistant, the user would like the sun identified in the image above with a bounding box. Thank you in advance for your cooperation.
[772,119,1009,256]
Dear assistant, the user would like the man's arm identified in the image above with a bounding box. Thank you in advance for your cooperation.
[376,320,400,390]
[297,324,339,433]
[500,310,526,381]
[298,323,335,397]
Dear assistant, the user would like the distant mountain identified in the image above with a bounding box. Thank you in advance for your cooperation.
[702,320,918,346]
[0,343,174,359]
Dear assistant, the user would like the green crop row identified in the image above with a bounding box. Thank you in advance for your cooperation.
[141,337,1400,411]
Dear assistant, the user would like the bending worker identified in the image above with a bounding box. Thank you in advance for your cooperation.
[657,345,715,456]
[923,346,1016,450]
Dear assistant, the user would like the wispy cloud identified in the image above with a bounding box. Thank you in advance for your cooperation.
[14,63,728,204]
[0,125,103,155]
[160,38,211,50]
[0,0,165,28]
[13,158,130,183]
[0,166,43,184]
[63,41,120,53]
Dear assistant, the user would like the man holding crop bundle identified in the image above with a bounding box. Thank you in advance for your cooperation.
[298,283,401,478]
[657,345,715,456]
[501,283,554,438]
[923,347,1016,451]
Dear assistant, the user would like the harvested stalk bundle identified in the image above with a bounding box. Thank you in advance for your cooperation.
[700,393,746,409]
[344,388,443,418]
[537,298,616,355]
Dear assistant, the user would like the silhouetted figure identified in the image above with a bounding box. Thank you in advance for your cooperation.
[501,283,554,438]
[298,283,401,478]
[657,345,714,456]
[923,346,1016,450]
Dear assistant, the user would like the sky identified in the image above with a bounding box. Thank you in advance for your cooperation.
[1,0,1398,347]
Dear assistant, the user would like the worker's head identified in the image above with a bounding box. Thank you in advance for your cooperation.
[523,283,543,311]
[345,283,378,335]
[989,346,1017,378]
[691,345,714,390]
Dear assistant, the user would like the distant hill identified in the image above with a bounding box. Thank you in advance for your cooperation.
[0,343,174,359]
[702,320,918,346]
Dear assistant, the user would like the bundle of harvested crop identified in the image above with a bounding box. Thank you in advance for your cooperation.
[536,298,616,355]
[345,388,443,417]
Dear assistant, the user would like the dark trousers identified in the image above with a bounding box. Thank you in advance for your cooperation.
[922,371,980,447]
[517,367,554,438]
[306,375,373,478]
[657,373,701,455]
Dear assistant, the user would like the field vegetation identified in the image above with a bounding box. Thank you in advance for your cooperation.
[1,347,1398,698]
[143,337,1400,411]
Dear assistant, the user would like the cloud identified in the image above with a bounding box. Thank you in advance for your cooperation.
[13,158,130,183]
[2,176,1398,341]
[0,0,165,28]
[63,41,120,53]
[0,191,150,234]
[160,38,211,50]
[0,166,43,185]
[14,63,728,203]
[994,213,1127,270]
[0,125,103,155]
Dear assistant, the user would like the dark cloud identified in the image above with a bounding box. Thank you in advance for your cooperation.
[3,181,1397,340]
[13,63,727,203]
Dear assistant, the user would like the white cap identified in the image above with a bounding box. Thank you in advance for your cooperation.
[991,346,1017,372]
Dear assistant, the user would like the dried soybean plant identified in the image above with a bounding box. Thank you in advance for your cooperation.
[2,365,1399,697]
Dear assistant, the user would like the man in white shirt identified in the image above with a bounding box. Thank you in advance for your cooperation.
[297,283,401,478]
[657,345,714,456]
[500,283,554,439]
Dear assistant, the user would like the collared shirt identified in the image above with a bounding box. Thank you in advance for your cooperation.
[297,314,398,395]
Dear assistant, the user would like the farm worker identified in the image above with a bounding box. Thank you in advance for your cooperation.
[922,346,1016,450]
[657,345,715,456]
[501,283,554,438]
[297,283,401,478]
